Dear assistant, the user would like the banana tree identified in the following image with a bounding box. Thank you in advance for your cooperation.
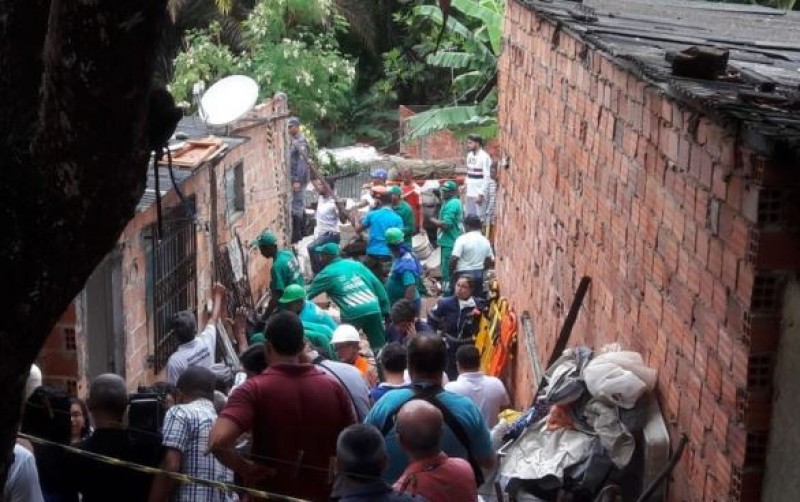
[406,0,504,140]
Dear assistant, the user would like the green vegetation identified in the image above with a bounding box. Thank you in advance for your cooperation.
[168,0,505,146]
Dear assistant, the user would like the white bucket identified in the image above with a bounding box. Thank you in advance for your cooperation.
[412,232,433,260]
[423,247,441,278]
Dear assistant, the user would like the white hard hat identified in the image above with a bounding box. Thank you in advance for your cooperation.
[331,324,361,344]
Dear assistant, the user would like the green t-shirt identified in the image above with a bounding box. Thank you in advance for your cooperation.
[306,258,391,319]
[394,201,416,245]
[270,249,304,293]
[438,197,463,247]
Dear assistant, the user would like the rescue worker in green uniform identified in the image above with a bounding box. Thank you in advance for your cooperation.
[306,242,390,349]
[252,230,304,319]
[426,181,463,295]
[389,185,415,246]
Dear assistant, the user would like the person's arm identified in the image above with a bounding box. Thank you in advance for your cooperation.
[401,208,416,237]
[476,154,491,204]
[209,417,275,486]
[305,269,332,301]
[362,265,391,315]
[483,241,495,270]
[207,283,227,326]
[355,212,369,235]
[148,449,182,502]
[233,307,249,353]
[402,272,417,302]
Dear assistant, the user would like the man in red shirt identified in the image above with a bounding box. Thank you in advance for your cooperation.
[399,167,422,231]
[209,311,355,501]
[393,400,478,502]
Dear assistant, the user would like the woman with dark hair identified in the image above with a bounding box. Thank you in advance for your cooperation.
[69,397,91,445]
[427,275,487,379]
[20,386,78,502]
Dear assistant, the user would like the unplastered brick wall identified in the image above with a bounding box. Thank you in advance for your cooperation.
[495,1,800,500]
[38,96,292,390]
[399,105,501,162]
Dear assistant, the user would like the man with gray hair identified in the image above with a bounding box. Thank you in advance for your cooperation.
[335,424,420,501]
[393,400,477,502]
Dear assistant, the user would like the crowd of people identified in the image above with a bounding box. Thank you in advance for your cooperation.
[6,119,510,502]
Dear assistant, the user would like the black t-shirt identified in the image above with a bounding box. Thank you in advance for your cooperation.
[72,428,164,502]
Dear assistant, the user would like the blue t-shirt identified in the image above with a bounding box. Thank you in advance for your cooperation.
[364,385,493,482]
[361,207,403,257]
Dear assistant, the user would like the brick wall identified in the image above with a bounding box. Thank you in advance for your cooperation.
[495,1,800,500]
[399,105,500,162]
[38,95,291,391]
[37,303,80,395]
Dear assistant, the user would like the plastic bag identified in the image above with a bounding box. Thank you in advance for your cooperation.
[583,351,656,409]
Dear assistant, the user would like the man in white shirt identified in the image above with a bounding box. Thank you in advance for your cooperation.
[3,444,44,502]
[464,134,492,217]
[166,283,226,385]
[308,177,344,274]
[450,214,494,299]
[445,345,510,428]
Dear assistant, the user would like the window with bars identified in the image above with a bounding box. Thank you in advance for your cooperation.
[146,201,198,373]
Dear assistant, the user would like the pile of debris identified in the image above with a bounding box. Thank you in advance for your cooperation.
[491,344,669,501]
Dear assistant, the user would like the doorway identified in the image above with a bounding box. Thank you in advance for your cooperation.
[83,249,125,380]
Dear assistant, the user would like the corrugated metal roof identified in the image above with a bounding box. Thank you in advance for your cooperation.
[519,0,800,154]
[136,116,250,212]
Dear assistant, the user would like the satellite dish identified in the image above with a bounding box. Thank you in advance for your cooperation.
[199,75,259,127]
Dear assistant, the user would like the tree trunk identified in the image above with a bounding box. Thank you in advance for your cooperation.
[0,0,168,483]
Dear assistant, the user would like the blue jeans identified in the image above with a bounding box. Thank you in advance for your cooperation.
[308,232,340,274]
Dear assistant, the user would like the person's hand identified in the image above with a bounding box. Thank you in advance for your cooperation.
[293,181,301,191]
[212,283,227,297]
[477,194,485,204]
[240,460,276,486]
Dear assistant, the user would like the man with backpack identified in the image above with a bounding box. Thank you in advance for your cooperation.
[364,335,494,484]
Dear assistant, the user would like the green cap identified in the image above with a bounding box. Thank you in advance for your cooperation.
[315,242,340,256]
[249,332,266,344]
[441,180,458,192]
[279,284,306,304]
[252,230,277,247]
[385,227,404,245]
[388,185,402,196]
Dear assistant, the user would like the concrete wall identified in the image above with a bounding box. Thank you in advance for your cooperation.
[496,1,800,500]
[762,279,800,501]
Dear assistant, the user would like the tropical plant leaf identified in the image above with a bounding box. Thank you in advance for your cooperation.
[425,51,476,69]
[405,103,496,140]
[452,0,504,54]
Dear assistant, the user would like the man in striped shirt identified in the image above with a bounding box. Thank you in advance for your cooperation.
[149,366,234,502]
[464,134,492,218]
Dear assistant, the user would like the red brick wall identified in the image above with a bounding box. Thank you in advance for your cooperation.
[399,105,500,162]
[37,303,80,394]
[39,96,292,391]
[496,2,800,500]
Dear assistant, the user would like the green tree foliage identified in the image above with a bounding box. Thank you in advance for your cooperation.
[169,0,356,126]
[404,0,504,140]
